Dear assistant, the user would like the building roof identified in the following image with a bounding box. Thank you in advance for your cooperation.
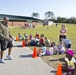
[0,14,43,22]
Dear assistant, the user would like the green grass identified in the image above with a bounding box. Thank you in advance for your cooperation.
[10,23,76,49]
[9,23,76,69]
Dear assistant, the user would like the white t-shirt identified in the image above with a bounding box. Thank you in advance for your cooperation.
[54,46,59,51]
[49,47,54,54]
[59,44,65,51]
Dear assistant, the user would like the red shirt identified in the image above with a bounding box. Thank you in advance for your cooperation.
[40,38,44,43]
[36,34,39,38]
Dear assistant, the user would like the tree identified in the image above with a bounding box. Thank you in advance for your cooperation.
[57,17,67,23]
[44,11,54,19]
[31,12,39,18]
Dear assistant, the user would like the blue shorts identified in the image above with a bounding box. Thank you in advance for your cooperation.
[0,40,13,50]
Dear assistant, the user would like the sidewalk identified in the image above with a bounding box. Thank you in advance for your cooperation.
[0,41,55,75]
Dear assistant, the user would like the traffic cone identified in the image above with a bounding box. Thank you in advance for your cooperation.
[16,36,19,41]
[32,47,37,58]
[56,63,62,75]
[22,40,25,47]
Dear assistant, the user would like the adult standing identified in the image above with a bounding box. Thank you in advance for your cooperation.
[59,25,67,42]
[0,17,13,63]
[56,23,58,27]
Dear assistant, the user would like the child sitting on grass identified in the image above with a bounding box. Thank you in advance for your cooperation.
[29,33,33,41]
[62,50,76,75]
[45,37,50,47]
[53,42,59,54]
[18,33,24,40]
[37,43,46,56]
[24,38,30,46]
[46,43,54,55]
[58,41,65,54]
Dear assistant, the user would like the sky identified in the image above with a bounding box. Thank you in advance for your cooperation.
[0,0,76,19]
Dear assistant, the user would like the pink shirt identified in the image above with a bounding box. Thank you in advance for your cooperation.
[60,28,67,35]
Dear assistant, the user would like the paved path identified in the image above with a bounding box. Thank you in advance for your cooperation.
[0,41,55,75]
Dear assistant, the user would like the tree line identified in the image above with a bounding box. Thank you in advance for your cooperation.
[31,11,76,23]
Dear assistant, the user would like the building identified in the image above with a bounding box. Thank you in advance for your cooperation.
[0,14,43,26]
[43,19,54,26]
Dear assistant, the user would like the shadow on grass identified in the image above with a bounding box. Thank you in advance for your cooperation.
[49,59,59,62]
[49,57,65,64]
[19,54,32,58]
[58,58,65,62]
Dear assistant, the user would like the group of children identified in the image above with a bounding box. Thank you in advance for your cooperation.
[17,32,51,46]
[17,32,71,56]
[17,32,76,75]
[36,41,76,75]
[37,42,76,75]
[37,37,72,56]
[37,41,65,56]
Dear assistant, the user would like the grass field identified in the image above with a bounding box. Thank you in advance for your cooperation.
[10,23,76,49]
[9,23,76,69]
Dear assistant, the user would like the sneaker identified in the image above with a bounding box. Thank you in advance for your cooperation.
[0,59,6,63]
[6,55,13,60]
